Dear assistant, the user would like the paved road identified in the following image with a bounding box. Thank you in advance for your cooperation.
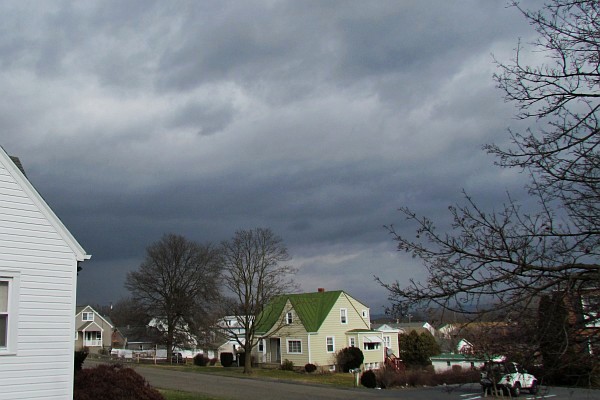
[84,360,599,400]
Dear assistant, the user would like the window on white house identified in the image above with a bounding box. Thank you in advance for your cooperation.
[286,312,293,324]
[326,336,335,352]
[0,281,7,348]
[349,337,356,347]
[362,310,368,318]
[0,274,19,355]
[82,312,94,321]
[287,340,302,354]
[340,308,347,324]
[258,339,265,352]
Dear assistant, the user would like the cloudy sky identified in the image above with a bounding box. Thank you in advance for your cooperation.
[1,1,543,314]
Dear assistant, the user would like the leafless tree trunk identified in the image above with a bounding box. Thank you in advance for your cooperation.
[220,228,296,373]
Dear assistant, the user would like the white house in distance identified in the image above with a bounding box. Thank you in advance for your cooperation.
[0,147,90,400]
[216,315,247,356]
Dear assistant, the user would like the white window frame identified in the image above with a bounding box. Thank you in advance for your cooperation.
[258,339,265,352]
[363,341,380,351]
[287,339,302,354]
[362,310,368,319]
[0,272,20,356]
[82,312,94,321]
[326,336,335,353]
[340,308,347,324]
[383,335,391,348]
[349,337,356,347]
[286,311,293,324]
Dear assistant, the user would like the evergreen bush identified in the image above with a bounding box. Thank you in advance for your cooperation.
[193,354,208,366]
[335,347,364,372]
[361,370,377,388]
[304,363,317,373]
[74,351,88,372]
[220,352,234,367]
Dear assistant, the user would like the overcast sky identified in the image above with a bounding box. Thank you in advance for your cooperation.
[1,1,543,315]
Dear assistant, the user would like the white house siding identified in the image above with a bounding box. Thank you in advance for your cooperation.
[0,159,83,400]
[430,355,485,372]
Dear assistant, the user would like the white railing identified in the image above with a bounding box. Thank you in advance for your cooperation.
[84,340,102,347]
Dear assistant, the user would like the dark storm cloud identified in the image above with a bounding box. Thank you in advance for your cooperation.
[0,1,543,310]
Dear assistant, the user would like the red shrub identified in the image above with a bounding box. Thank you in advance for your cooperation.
[74,364,164,400]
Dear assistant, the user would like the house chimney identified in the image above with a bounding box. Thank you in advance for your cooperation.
[318,288,325,293]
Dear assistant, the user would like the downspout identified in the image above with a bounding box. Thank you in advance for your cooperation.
[308,333,313,364]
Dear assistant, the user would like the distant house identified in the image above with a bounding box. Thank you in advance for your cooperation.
[115,325,157,351]
[540,289,600,356]
[0,147,90,400]
[253,289,399,370]
[74,305,115,353]
[430,352,486,372]
[372,321,437,337]
[216,315,247,356]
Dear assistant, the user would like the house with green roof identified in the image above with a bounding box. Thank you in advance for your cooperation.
[253,289,398,370]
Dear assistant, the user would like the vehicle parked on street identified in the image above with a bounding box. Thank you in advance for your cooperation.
[480,361,538,397]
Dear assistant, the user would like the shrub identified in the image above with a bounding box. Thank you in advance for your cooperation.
[361,370,377,388]
[73,364,164,400]
[220,352,234,367]
[433,368,480,386]
[193,354,208,366]
[74,351,88,372]
[405,368,435,387]
[209,357,218,366]
[336,347,364,373]
[376,365,406,389]
[281,359,295,371]
[304,363,317,373]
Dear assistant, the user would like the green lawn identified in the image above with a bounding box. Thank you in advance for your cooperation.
[158,364,356,387]
[159,389,229,400]
[156,367,357,400]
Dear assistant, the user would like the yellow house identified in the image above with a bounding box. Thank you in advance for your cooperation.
[253,289,398,370]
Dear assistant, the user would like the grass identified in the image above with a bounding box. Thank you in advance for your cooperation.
[158,364,356,387]
[159,389,229,400]
[155,367,356,400]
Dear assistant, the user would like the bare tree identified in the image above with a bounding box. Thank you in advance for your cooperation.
[125,234,221,360]
[379,0,599,381]
[220,228,296,373]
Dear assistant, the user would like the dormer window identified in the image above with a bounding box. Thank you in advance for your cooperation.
[82,312,94,321]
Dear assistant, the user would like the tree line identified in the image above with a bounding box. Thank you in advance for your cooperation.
[106,227,294,374]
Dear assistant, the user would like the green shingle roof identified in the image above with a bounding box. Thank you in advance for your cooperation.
[255,290,344,334]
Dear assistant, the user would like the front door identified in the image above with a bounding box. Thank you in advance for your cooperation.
[269,338,281,363]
